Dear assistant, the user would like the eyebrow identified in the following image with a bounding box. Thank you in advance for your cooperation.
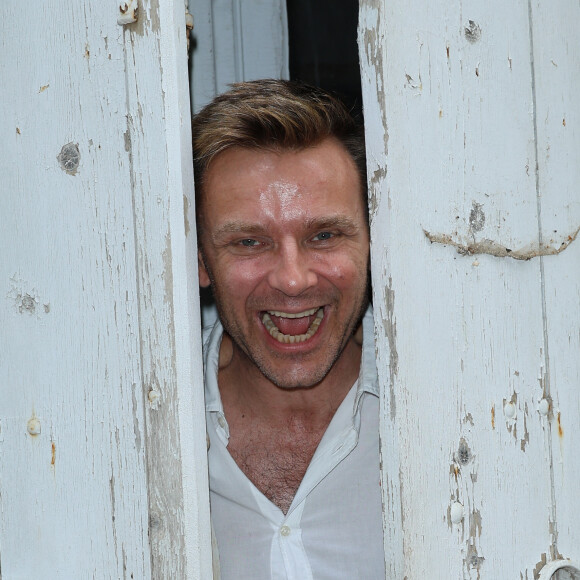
[303,216,359,232]
[211,221,269,240]
[211,215,361,241]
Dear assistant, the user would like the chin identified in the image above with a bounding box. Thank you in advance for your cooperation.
[257,359,335,390]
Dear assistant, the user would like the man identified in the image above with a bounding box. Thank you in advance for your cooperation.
[192,79,384,579]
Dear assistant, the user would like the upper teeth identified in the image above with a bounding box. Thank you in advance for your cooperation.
[261,307,324,344]
[267,307,319,318]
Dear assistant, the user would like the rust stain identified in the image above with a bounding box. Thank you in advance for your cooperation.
[450,463,460,481]
[557,412,563,438]
[51,441,56,466]
[491,405,495,430]
[446,45,450,59]
[16,127,21,135]
[39,84,49,93]
[563,118,566,127]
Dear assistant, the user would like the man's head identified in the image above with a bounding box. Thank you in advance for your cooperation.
[192,79,367,235]
[192,80,370,390]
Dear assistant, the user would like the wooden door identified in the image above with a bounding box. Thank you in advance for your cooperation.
[359,0,580,577]
[0,1,212,577]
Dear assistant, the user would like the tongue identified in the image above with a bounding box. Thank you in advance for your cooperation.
[269,313,317,336]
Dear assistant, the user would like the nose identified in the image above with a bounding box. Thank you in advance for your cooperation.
[267,241,317,296]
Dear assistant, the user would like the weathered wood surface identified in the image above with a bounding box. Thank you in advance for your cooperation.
[189,0,289,112]
[0,0,211,577]
[359,0,579,578]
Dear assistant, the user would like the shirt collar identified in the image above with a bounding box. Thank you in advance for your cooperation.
[354,305,379,413]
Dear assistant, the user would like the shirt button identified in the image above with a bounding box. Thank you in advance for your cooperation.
[217,416,226,428]
[280,525,291,537]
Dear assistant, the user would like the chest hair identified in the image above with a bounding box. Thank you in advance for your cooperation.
[227,419,327,514]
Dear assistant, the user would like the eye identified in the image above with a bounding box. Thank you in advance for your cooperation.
[311,231,334,241]
[239,238,260,247]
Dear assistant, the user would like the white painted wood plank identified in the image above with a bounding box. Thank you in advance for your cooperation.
[189,0,289,112]
[1,0,213,577]
[189,0,218,112]
[530,0,580,566]
[0,1,151,577]
[239,0,289,81]
[359,0,565,577]
[158,0,215,575]
[121,0,213,577]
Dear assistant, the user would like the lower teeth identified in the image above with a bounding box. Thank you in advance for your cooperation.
[262,308,324,344]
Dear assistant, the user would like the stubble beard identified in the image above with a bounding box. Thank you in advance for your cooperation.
[207,268,370,391]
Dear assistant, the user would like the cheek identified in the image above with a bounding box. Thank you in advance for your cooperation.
[315,251,368,284]
[214,257,269,292]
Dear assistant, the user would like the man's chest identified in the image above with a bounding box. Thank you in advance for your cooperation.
[226,426,324,514]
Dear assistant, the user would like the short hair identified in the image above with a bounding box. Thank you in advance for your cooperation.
[191,79,367,222]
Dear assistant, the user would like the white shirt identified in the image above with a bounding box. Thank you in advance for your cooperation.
[204,307,385,580]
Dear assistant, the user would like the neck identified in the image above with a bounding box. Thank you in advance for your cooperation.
[218,333,362,428]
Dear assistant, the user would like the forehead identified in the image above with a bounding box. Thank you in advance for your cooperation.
[200,139,364,227]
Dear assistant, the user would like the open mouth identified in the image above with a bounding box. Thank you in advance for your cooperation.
[261,307,324,344]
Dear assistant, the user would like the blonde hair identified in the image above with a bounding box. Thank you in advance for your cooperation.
[191,79,366,217]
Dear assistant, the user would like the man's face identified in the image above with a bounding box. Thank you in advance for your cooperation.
[198,138,369,389]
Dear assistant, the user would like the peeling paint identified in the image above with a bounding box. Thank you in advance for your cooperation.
[124,129,131,152]
[534,553,548,580]
[465,543,485,578]
[162,231,174,307]
[469,202,485,233]
[7,278,50,317]
[424,226,580,260]
[383,277,398,419]
[132,383,142,453]
[57,142,80,175]
[520,402,530,451]
[183,194,190,237]
[457,438,472,465]
[360,2,389,224]
[464,20,482,43]
[504,391,519,441]
[18,293,36,314]
[469,508,482,538]
[368,166,386,220]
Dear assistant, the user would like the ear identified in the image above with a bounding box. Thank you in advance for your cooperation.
[198,250,211,288]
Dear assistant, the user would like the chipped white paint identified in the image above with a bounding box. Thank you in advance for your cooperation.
[359,0,580,578]
[0,0,211,577]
